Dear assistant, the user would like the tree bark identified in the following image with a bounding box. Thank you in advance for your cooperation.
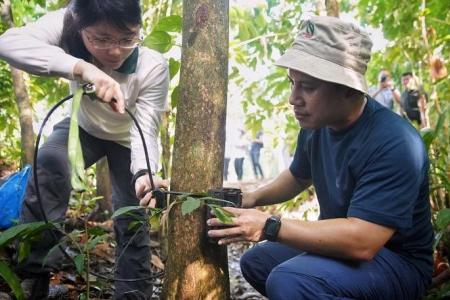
[1,0,35,165]
[161,1,229,299]
[325,0,340,17]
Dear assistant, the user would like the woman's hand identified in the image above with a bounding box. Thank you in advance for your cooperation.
[73,60,125,114]
[207,207,270,245]
[135,174,169,208]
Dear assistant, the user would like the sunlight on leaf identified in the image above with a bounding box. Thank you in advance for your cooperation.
[154,15,182,33]
[111,206,143,219]
[68,88,86,192]
[144,31,172,53]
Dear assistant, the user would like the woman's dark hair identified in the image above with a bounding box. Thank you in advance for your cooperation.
[61,0,141,61]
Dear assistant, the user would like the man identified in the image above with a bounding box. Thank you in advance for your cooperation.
[400,72,427,127]
[208,16,432,299]
[368,69,401,109]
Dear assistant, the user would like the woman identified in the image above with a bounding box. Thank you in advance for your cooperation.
[0,0,168,298]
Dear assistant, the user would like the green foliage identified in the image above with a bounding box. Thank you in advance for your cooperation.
[144,31,173,53]
[153,15,182,33]
[229,1,304,150]
[181,197,201,215]
[436,208,450,231]
[143,14,182,53]
[111,206,146,219]
[0,260,24,300]
[0,221,54,247]
[0,221,55,298]
[68,88,87,192]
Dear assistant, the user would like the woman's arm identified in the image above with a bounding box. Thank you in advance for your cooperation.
[0,9,80,79]
[130,50,169,175]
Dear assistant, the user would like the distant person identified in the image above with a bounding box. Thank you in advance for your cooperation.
[223,144,231,181]
[223,157,230,181]
[400,72,428,127]
[250,131,264,179]
[233,129,248,181]
[368,70,401,110]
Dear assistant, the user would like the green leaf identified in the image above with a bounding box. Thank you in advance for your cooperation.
[111,206,143,219]
[17,241,31,263]
[181,197,201,215]
[154,15,182,32]
[209,205,234,224]
[87,235,107,251]
[169,58,181,80]
[87,227,107,236]
[171,85,180,108]
[127,220,142,231]
[143,31,172,53]
[74,254,86,275]
[68,87,87,192]
[0,222,52,247]
[436,209,450,231]
[0,260,25,300]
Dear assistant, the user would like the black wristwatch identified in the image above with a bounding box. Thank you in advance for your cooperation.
[263,215,281,241]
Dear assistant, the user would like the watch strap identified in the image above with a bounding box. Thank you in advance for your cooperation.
[263,215,281,241]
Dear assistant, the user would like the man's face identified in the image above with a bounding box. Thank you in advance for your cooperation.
[288,69,350,130]
[402,74,412,87]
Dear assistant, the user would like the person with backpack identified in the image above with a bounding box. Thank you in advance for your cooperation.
[0,0,169,298]
[400,72,428,127]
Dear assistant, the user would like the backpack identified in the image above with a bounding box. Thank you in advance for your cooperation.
[401,90,421,123]
[0,165,31,229]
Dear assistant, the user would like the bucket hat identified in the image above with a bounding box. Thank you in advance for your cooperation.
[275,16,373,94]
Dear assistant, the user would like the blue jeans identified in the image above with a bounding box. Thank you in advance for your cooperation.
[240,241,429,300]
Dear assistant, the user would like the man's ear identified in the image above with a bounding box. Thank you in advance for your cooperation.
[344,87,364,101]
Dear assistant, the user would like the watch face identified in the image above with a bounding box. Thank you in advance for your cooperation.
[264,216,281,241]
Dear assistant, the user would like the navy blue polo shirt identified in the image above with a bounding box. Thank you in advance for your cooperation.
[290,98,433,280]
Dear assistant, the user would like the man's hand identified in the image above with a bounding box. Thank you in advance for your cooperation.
[207,207,271,245]
[73,60,125,114]
[135,174,169,207]
[241,192,257,208]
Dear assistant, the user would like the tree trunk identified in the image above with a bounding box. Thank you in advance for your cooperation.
[325,0,340,17]
[161,1,229,299]
[89,157,112,222]
[1,0,35,165]
[160,111,171,179]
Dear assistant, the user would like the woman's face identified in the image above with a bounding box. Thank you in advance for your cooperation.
[81,22,140,70]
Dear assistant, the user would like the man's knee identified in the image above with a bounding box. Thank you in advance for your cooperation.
[266,266,332,300]
[240,247,269,295]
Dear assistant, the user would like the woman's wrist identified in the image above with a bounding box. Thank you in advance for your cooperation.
[73,59,86,78]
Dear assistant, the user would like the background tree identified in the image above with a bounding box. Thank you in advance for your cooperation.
[0,0,34,165]
[161,0,230,298]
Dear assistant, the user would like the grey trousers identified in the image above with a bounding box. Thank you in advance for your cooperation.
[19,118,152,299]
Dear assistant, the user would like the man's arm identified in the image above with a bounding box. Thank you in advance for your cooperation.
[277,217,394,261]
[242,169,311,208]
[208,208,394,261]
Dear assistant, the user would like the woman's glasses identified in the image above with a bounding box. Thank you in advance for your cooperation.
[83,30,142,50]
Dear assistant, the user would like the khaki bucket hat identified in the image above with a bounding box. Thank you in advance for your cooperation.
[275,16,373,94]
